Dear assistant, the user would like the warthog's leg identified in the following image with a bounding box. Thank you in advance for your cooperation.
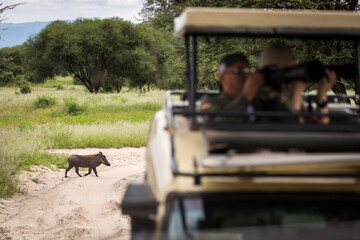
[93,168,98,177]
[75,166,82,177]
[84,168,92,176]
[65,164,73,178]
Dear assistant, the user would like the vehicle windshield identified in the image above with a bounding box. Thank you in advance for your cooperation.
[166,193,360,240]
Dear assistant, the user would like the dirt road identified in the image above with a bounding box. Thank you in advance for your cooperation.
[0,147,146,240]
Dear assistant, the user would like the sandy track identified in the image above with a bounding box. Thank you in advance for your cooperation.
[0,147,146,240]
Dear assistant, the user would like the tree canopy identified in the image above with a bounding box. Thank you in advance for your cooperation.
[1,1,360,92]
[140,0,360,91]
[24,18,172,93]
[142,0,360,31]
[0,2,24,85]
[26,18,142,93]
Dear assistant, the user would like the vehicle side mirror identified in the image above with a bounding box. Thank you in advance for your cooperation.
[121,183,159,238]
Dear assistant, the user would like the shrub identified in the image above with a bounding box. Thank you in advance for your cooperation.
[56,84,64,90]
[20,85,31,94]
[0,72,16,86]
[101,83,113,93]
[16,80,31,94]
[73,77,83,85]
[25,74,35,83]
[33,96,56,109]
[63,97,88,116]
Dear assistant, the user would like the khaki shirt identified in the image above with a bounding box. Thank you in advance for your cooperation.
[252,91,297,123]
[198,92,250,122]
[199,92,296,123]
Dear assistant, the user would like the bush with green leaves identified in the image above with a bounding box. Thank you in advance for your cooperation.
[15,79,31,92]
[73,77,83,85]
[56,84,64,90]
[16,80,32,94]
[63,97,88,116]
[102,82,114,93]
[32,96,56,109]
[0,71,16,86]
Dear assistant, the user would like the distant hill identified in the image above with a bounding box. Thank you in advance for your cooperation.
[0,22,50,48]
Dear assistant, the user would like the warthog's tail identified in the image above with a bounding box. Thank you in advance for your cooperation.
[57,157,69,167]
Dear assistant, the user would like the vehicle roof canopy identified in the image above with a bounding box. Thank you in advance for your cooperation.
[174,7,360,38]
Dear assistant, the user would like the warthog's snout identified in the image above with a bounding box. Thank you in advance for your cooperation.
[101,155,111,166]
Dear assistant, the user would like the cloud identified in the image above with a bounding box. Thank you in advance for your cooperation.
[107,0,141,7]
[20,0,141,7]
[72,0,106,6]
[4,0,144,23]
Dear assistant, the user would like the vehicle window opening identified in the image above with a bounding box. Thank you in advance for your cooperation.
[166,194,360,240]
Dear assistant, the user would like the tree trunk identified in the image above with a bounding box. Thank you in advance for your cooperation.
[116,77,124,93]
[69,64,94,93]
[77,76,93,93]
[93,65,108,94]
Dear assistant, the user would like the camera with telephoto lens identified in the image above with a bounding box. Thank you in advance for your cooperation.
[261,60,325,90]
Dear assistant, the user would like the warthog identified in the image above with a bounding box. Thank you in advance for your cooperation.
[60,152,111,178]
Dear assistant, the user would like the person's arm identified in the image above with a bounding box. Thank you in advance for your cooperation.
[288,81,309,112]
[316,68,337,124]
[224,70,265,111]
[241,70,265,102]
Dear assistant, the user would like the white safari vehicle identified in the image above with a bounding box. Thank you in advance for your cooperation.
[121,8,360,240]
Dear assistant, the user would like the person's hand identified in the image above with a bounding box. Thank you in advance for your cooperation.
[241,70,265,101]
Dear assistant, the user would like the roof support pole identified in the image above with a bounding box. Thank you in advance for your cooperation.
[186,34,198,127]
[355,41,360,102]
[185,34,192,101]
[191,35,198,127]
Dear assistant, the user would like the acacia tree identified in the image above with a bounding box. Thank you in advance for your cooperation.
[106,50,139,93]
[133,24,172,91]
[0,2,24,77]
[0,45,25,75]
[0,2,24,28]
[128,47,157,92]
[104,23,173,93]
[26,18,141,93]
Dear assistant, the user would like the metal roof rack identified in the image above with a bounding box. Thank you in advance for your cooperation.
[166,91,360,185]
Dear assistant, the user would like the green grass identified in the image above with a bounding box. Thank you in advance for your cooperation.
[38,76,75,88]
[0,78,165,198]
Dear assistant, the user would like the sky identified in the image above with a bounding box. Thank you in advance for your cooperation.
[3,0,145,23]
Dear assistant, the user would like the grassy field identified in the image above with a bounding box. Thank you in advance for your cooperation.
[0,77,165,197]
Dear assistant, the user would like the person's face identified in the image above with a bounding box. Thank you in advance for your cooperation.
[219,61,251,99]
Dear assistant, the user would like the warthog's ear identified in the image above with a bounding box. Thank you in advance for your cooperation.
[99,151,103,155]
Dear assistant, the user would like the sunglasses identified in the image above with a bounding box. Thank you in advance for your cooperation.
[224,67,255,75]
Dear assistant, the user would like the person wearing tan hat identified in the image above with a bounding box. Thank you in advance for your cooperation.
[260,42,336,124]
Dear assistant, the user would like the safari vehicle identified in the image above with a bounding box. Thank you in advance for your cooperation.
[121,8,360,240]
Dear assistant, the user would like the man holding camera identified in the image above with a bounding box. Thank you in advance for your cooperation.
[260,42,336,124]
